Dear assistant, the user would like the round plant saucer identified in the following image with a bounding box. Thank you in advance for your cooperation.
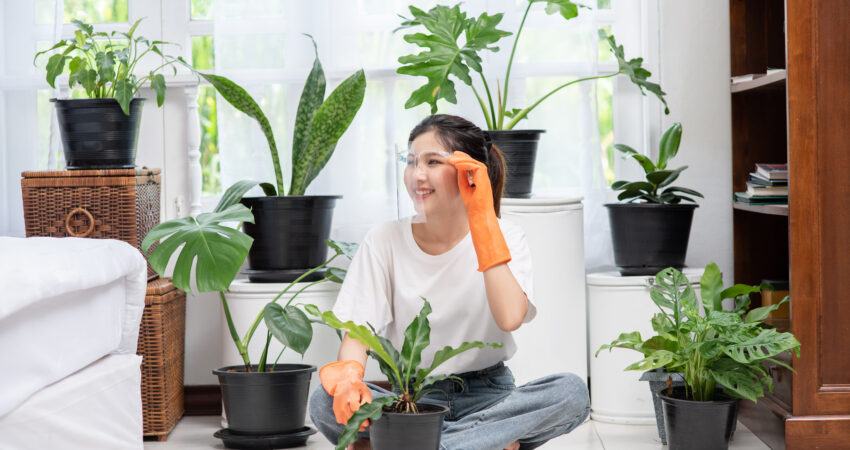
[240,268,327,283]
[213,426,317,449]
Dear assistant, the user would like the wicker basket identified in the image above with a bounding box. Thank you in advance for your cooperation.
[20,168,161,280]
[138,278,186,440]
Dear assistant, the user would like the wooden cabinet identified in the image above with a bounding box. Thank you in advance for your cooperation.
[731,0,850,448]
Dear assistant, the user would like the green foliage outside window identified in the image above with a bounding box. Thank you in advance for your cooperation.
[192,35,220,195]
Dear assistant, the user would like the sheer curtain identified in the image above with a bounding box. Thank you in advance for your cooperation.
[211,0,612,266]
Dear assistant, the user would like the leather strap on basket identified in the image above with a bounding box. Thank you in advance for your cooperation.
[65,207,95,237]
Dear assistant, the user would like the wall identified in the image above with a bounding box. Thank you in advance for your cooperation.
[658,1,734,281]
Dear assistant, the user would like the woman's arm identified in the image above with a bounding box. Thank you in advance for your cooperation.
[483,263,529,332]
[338,333,370,366]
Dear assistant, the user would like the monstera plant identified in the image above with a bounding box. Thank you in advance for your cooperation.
[196,36,366,278]
[596,264,800,450]
[313,299,502,450]
[142,181,359,439]
[396,1,668,197]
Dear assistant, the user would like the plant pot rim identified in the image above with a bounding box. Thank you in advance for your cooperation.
[242,195,343,201]
[487,129,546,133]
[50,97,145,104]
[380,403,450,415]
[213,363,317,375]
[605,202,699,209]
[657,387,738,405]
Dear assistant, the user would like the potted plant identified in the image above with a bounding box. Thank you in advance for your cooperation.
[596,263,800,450]
[34,18,187,169]
[142,182,358,446]
[396,2,668,197]
[605,122,704,275]
[195,37,366,280]
[312,300,501,450]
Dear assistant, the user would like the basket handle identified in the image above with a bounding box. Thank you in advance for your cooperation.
[65,207,95,237]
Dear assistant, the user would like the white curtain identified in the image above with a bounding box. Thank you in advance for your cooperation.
[211,0,612,266]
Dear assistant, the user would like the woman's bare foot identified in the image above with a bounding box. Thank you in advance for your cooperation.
[347,438,371,450]
[505,440,520,450]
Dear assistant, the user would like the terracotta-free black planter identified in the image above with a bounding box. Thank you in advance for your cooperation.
[658,386,738,450]
[605,203,697,276]
[52,97,144,169]
[213,364,316,435]
[488,129,545,198]
[639,369,685,444]
[369,404,449,450]
[240,195,340,282]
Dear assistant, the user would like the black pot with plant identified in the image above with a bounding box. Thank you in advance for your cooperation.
[142,184,359,446]
[396,2,668,197]
[35,18,187,169]
[197,37,365,281]
[596,264,801,450]
[605,122,703,275]
[314,300,502,450]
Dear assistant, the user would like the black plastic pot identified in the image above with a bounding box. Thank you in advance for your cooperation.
[659,386,738,450]
[52,98,144,169]
[213,364,316,435]
[605,203,697,276]
[639,369,685,444]
[488,129,545,198]
[369,404,449,450]
[240,196,340,281]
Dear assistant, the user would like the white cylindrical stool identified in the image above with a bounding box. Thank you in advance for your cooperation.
[221,279,383,391]
[587,269,702,424]
[501,197,586,385]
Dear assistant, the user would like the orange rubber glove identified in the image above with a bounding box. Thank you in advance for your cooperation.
[319,360,372,430]
[448,151,512,272]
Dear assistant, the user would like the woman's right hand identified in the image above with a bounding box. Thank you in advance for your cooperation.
[319,360,372,430]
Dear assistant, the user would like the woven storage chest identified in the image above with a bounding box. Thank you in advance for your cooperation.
[20,168,161,280]
[139,278,186,440]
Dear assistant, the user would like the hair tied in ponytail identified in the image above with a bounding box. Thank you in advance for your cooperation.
[482,130,492,164]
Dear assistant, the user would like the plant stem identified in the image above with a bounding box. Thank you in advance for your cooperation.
[500,2,533,129]
[242,255,338,346]
[272,345,287,370]
[478,72,497,130]
[504,72,620,130]
[258,331,272,372]
[220,292,251,370]
[471,85,494,130]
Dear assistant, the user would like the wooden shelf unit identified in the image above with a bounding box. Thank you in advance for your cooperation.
[730,0,850,448]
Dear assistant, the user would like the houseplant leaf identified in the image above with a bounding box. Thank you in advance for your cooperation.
[414,341,502,390]
[320,311,400,378]
[291,35,326,183]
[289,69,366,195]
[327,239,359,259]
[142,204,254,294]
[601,30,669,114]
[723,326,801,364]
[199,72,282,195]
[336,397,395,450]
[658,122,682,169]
[700,262,724,313]
[401,299,432,381]
[264,303,313,357]
[614,143,656,173]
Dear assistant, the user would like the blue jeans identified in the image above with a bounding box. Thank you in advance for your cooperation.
[309,362,590,450]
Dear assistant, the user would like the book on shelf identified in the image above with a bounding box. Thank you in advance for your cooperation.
[746,182,789,197]
[749,173,788,186]
[734,192,789,205]
[755,163,788,180]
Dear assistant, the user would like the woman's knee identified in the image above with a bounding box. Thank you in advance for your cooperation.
[308,385,333,422]
[551,373,590,412]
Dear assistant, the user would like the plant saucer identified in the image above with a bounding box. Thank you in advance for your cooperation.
[213,426,317,449]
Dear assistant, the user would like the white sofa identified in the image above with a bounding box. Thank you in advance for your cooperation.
[0,237,147,449]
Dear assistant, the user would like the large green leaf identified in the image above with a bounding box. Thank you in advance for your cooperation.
[624,350,677,371]
[336,397,395,450]
[289,69,366,195]
[745,296,790,324]
[614,144,656,173]
[401,299,432,382]
[200,72,282,195]
[264,303,313,357]
[709,357,767,402]
[327,239,359,259]
[658,122,682,169]
[723,327,801,364]
[414,340,502,390]
[114,79,135,115]
[141,204,254,294]
[397,5,510,112]
[370,334,403,392]
[320,311,400,378]
[534,0,581,21]
[700,262,724,313]
[601,30,668,114]
[216,180,260,212]
[291,36,326,177]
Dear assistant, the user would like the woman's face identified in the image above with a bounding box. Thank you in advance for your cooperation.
[404,130,463,218]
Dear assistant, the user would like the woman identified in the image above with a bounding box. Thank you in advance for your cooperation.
[309,114,589,450]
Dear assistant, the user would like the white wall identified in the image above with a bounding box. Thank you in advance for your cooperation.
[657,1,734,281]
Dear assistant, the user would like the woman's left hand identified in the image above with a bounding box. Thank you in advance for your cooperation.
[448,151,511,272]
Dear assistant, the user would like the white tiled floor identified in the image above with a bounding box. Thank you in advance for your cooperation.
[144,416,769,449]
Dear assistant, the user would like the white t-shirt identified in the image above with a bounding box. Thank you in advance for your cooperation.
[332,216,536,376]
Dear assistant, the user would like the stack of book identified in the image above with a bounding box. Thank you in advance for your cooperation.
[734,163,788,204]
